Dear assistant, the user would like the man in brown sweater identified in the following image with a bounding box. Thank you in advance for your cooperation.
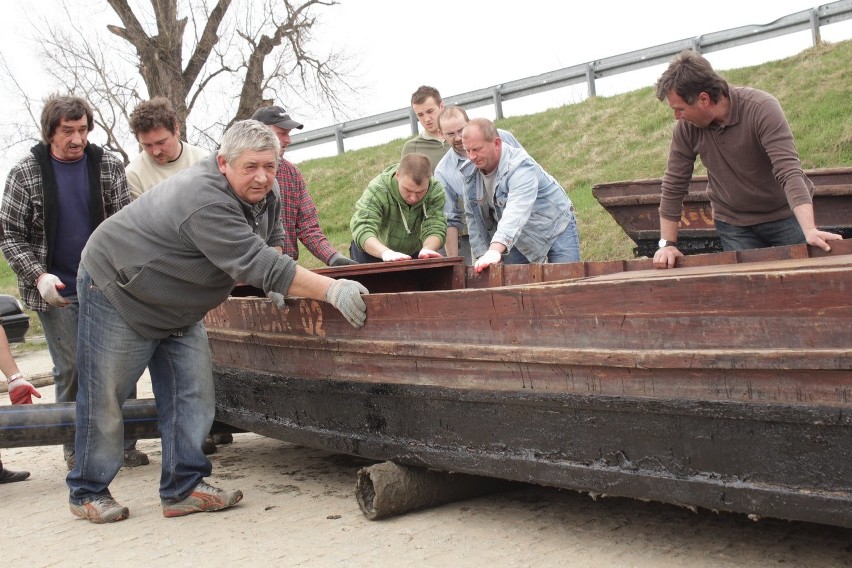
[652,50,841,269]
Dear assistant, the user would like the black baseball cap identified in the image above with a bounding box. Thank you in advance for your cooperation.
[250,106,304,130]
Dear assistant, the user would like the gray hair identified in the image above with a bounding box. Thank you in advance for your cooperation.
[218,120,280,164]
[40,94,94,145]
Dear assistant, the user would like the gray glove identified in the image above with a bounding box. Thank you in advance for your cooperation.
[326,279,369,328]
[267,291,287,308]
[328,252,358,267]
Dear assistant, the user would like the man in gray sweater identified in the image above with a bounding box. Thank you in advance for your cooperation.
[66,120,368,524]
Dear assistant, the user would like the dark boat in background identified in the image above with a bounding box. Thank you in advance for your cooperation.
[206,240,852,528]
[592,167,852,257]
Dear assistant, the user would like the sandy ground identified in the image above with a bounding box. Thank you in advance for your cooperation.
[2,347,850,568]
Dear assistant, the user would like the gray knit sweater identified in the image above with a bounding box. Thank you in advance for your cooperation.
[81,153,295,338]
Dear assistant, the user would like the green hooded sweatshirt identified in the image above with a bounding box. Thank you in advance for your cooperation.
[350,163,447,256]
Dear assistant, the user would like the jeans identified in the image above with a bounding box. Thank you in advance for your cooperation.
[458,235,473,265]
[714,216,805,251]
[38,296,140,459]
[67,268,215,505]
[37,300,79,458]
[504,217,581,264]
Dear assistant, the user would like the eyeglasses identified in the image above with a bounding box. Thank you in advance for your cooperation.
[443,128,464,140]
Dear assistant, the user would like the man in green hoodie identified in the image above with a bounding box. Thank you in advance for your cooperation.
[349,153,447,262]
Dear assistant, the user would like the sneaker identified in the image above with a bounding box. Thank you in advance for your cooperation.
[123,449,150,467]
[201,436,217,455]
[211,432,233,445]
[70,496,129,524]
[162,482,243,518]
[0,468,30,484]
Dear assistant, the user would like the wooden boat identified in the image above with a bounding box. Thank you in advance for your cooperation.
[205,240,852,528]
[592,167,852,257]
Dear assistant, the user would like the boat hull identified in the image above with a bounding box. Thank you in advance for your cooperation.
[206,243,852,527]
[213,370,851,528]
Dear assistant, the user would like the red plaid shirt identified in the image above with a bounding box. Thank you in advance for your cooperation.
[276,159,336,264]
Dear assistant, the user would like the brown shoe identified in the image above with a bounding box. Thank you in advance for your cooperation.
[0,468,30,484]
[211,433,233,445]
[123,449,150,467]
[202,437,217,455]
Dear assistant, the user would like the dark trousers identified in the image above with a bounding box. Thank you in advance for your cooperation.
[349,241,383,264]
[714,216,805,251]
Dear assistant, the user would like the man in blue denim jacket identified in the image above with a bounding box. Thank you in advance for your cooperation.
[435,106,524,264]
[460,118,580,272]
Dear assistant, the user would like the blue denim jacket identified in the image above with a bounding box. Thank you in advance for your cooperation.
[435,129,522,231]
[459,144,573,263]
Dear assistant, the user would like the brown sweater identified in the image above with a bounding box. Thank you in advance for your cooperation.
[659,86,813,227]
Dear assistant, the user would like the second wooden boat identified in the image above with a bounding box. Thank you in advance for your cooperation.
[592,167,852,257]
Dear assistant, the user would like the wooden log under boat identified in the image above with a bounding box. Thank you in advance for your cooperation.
[592,167,852,257]
[205,240,852,528]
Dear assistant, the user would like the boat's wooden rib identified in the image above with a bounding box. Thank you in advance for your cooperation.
[206,240,852,528]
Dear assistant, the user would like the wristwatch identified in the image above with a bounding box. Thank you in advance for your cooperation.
[658,239,677,248]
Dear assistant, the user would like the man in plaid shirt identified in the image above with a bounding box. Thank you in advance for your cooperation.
[0,95,148,469]
[251,106,357,267]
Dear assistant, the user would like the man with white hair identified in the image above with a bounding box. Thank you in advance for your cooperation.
[66,120,369,524]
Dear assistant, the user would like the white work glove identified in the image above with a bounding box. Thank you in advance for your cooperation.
[326,279,369,328]
[328,252,358,267]
[417,248,443,259]
[474,250,503,273]
[36,273,70,307]
[267,291,287,308]
[381,250,411,262]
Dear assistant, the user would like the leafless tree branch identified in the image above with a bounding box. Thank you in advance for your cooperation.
[3,0,355,163]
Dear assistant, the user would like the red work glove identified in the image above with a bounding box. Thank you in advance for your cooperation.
[8,375,41,405]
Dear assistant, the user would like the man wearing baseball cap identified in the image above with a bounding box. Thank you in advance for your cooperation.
[251,105,357,267]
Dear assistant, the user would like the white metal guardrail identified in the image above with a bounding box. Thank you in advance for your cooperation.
[288,1,852,155]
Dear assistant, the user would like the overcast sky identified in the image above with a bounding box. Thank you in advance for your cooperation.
[0,0,850,169]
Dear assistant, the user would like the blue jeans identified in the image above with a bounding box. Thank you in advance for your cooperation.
[67,268,214,505]
[39,296,139,459]
[37,300,79,458]
[715,216,805,251]
[504,216,581,264]
[459,235,473,265]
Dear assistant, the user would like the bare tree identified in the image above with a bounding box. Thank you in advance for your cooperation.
[3,0,354,161]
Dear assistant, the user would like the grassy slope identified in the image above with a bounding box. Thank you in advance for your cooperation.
[1,41,850,337]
